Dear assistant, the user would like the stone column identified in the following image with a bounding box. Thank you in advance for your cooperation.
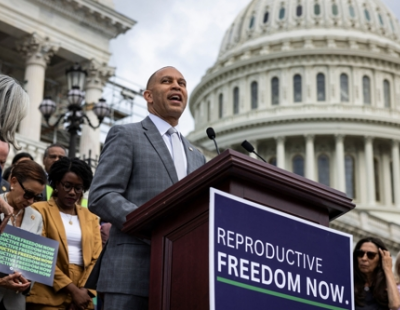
[392,140,400,208]
[276,136,285,169]
[79,59,114,161]
[16,33,59,141]
[382,152,392,206]
[305,135,315,181]
[364,136,375,206]
[335,135,345,192]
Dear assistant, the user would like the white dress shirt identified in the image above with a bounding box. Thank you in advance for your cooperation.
[148,113,188,173]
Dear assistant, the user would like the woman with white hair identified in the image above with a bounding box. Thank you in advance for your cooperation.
[0,74,29,214]
[0,74,31,295]
[0,75,29,150]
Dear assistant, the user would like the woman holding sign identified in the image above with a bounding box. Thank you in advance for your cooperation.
[0,74,40,300]
[26,157,101,310]
[353,237,400,310]
[0,160,47,310]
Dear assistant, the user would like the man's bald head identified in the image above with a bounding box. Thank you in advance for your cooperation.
[143,66,187,127]
[146,66,177,90]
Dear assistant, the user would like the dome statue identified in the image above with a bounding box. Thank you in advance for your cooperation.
[188,0,400,247]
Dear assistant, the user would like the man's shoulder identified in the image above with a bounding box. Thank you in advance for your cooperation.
[111,121,142,131]
[108,117,154,135]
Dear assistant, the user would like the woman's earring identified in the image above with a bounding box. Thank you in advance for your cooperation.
[10,187,13,191]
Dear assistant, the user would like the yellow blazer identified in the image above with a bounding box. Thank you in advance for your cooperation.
[26,198,102,307]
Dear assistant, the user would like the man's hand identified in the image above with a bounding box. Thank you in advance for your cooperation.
[0,272,30,292]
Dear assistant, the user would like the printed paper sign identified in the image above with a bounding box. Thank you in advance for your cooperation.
[209,188,354,310]
[0,225,59,286]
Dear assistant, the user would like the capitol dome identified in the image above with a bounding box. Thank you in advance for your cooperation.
[188,0,400,248]
[218,0,400,63]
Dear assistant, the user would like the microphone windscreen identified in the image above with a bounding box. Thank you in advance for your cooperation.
[206,127,216,140]
[241,140,255,153]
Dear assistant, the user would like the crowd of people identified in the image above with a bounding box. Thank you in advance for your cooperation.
[0,147,101,310]
[0,70,399,310]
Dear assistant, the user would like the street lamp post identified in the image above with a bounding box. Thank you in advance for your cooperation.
[39,64,110,158]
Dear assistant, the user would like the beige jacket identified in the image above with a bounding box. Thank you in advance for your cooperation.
[26,198,101,307]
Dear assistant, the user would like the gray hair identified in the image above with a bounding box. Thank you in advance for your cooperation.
[0,75,29,149]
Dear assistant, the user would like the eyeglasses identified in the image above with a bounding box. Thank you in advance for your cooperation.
[17,179,43,202]
[60,182,83,194]
[355,250,378,260]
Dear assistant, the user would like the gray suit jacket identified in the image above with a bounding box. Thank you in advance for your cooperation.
[88,117,206,297]
[0,204,43,310]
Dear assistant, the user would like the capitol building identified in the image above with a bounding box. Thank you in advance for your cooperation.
[0,0,135,163]
[1,0,400,252]
[187,0,400,252]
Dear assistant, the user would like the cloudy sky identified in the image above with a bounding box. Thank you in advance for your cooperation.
[108,0,400,136]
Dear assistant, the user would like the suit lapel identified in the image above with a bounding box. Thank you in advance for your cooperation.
[182,137,198,174]
[142,117,179,183]
[20,207,36,232]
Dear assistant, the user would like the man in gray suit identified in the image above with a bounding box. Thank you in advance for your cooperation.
[88,66,206,309]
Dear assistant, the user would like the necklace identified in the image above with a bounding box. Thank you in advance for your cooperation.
[68,214,73,225]
[55,199,75,225]
[11,209,23,226]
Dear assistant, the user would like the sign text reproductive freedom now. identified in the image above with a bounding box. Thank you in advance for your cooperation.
[0,225,58,286]
[209,189,354,310]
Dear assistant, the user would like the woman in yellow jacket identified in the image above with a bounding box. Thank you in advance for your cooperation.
[26,158,101,310]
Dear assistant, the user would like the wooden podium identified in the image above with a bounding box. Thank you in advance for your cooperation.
[123,150,354,310]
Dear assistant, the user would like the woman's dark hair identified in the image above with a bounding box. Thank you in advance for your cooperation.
[48,157,93,192]
[12,152,33,165]
[10,160,47,185]
[353,237,388,308]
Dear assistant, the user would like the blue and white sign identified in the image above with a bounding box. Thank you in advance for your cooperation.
[209,188,353,310]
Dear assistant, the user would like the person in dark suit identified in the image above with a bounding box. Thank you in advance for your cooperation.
[0,179,9,194]
[88,67,206,309]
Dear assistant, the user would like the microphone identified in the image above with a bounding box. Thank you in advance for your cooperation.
[241,140,266,162]
[206,127,220,155]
